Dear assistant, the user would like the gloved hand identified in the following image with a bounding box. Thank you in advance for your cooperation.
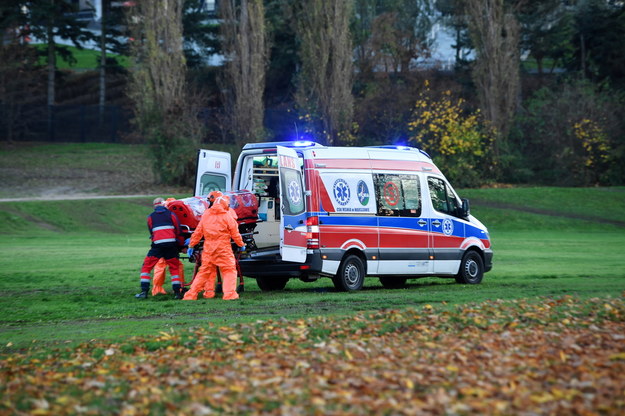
[238,244,246,252]
[187,247,194,257]
[184,238,190,247]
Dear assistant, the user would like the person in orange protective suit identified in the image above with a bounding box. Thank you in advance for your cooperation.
[183,195,245,300]
[201,191,239,297]
[151,258,186,295]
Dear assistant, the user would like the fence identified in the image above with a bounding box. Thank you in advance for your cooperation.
[0,104,131,143]
[0,105,301,143]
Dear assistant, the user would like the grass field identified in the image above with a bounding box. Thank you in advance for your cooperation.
[1,144,624,414]
[0,187,623,351]
[35,44,130,70]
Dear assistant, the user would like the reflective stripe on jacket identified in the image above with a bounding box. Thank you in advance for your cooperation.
[147,206,181,245]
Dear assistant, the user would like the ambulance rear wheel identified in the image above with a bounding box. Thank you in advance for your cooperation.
[333,255,365,291]
[455,251,484,284]
[256,277,288,291]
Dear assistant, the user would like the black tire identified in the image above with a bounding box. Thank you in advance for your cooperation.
[333,255,365,291]
[379,276,407,289]
[256,277,289,291]
[455,251,484,284]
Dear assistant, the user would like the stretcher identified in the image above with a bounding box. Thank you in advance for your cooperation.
[170,191,259,294]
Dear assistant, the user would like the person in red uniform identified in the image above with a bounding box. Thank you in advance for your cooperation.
[136,197,185,299]
[152,198,186,296]
[183,195,245,300]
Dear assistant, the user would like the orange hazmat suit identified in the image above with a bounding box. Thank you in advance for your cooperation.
[183,195,244,300]
[152,258,186,295]
[199,191,239,297]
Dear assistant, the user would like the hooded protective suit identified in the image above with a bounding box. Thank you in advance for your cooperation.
[183,195,244,300]
[200,191,239,297]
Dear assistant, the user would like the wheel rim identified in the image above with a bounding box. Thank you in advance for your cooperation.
[465,258,479,279]
[344,263,361,287]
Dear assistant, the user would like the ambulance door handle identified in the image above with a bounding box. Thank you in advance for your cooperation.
[432,220,441,227]
[284,224,294,231]
[418,219,427,227]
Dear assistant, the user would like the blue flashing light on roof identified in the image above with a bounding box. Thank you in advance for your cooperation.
[242,141,323,150]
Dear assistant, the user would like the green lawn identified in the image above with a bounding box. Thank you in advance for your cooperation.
[34,44,130,70]
[1,187,624,351]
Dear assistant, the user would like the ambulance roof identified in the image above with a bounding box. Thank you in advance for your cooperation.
[241,141,431,161]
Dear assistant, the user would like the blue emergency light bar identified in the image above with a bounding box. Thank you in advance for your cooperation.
[242,141,324,150]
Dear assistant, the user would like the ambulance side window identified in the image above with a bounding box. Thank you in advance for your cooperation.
[428,177,460,217]
[200,173,227,195]
[374,174,421,217]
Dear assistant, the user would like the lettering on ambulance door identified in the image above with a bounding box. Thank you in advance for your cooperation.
[277,146,307,263]
[374,174,430,274]
[427,177,464,273]
[194,149,232,196]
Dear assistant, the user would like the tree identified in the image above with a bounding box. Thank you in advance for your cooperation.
[24,1,93,107]
[183,0,221,68]
[98,0,127,118]
[127,0,204,186]
[220,0,269,146]
[294,0,354,145]
[571,0,625,89]
[518,0,574,75]
[408,81,494,187]
[435,0,473,69]
[353,0,435,76]
[465,0,523,159]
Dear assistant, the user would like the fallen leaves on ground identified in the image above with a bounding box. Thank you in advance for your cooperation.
[1,295,625,415]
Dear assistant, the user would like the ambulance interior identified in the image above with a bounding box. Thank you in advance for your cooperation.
[238,154,283,250]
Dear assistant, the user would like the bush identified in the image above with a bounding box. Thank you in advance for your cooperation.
[513,78,625,186]
[407,81,495,187]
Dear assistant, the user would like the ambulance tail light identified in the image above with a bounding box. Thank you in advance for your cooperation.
[306,216,320,249]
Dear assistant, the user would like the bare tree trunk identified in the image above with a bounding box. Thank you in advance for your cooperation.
[220,0,269,146]
[465,0,522,157]
[99,0,106,120]
[295,0,354,145]
[127,0,203,185]
[47,1,56,139]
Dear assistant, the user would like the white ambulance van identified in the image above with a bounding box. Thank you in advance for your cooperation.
[195,141,493,291]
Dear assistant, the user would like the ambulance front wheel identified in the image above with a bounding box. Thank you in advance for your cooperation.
[455,250,484,284]
[333,255,365,291]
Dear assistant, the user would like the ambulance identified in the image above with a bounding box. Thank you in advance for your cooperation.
[194,141,493,291]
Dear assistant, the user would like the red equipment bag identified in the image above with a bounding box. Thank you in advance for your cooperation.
[224,190,259,224]
[167,196,209,231]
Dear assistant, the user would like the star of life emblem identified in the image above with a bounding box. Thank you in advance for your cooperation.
[333,179,351,206]
[442,218,454,236]
[288,180,302,205]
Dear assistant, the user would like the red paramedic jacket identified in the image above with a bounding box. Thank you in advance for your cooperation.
[147,205,182,246]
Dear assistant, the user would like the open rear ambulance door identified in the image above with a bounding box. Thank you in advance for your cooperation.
[277,146,307,263]
[194,149,232,196]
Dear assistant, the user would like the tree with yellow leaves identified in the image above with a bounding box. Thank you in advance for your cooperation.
[408,82,493,187]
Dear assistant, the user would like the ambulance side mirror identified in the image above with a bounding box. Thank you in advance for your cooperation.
[460,198,470,218]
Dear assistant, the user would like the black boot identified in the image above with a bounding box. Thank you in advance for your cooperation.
[172,284,183,300]
[135,282,149,299]
[135,290,148,299]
